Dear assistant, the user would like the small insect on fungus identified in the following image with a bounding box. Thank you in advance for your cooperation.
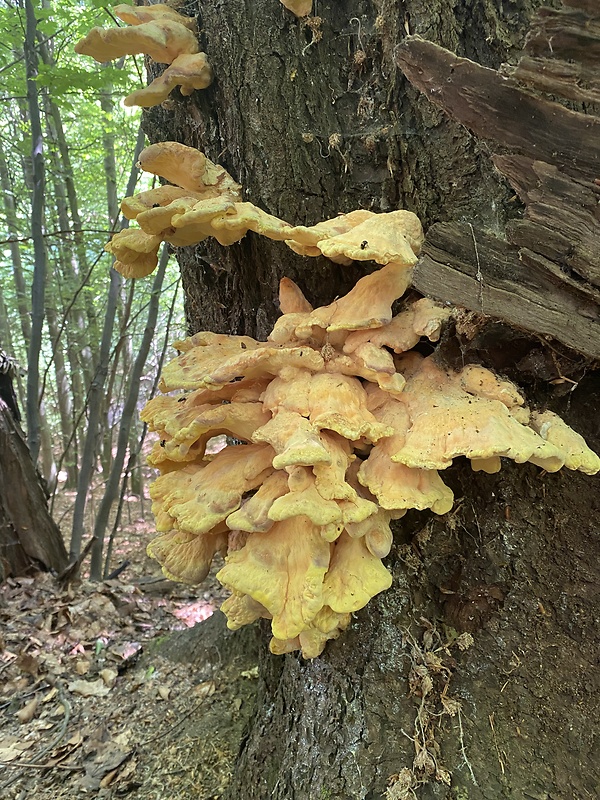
[360,240,368,250]
[160,440,166,448]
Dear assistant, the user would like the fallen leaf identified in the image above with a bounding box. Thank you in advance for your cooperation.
[172,599,214,627]
[0,746,20,762]
[193,680,216,698]
[241,666,259,679]
[68,679,111,698]
[16,696,39,723]
[157,685,170,700]
[15,652,40,676]
[42,686,58,703]
[99,668,118,688]
[75,660,91,675]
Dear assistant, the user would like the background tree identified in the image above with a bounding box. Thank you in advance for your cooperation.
[136,0,599,797]
[0,0,187,574]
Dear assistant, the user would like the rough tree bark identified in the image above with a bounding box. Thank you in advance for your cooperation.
[142,1,599,797]
[0,399,68,580]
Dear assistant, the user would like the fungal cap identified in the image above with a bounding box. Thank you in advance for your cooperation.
[317,209,424,268]
[322,532,392,613]
[220,592,271,630]
[147,528,228,584]
[124,52,212,108]
[208,202,296,246]
[392,357,565,471]
[278,277,314,314]
[226,471,290,533]
[150,443,275,536]
[279,0,313,16]
[121,185,202,220]
[74,19,199,64]
[217,517,331,640]
[358,438,454,514]
[285,209,375,255]
[138,142,242,198]
[105,228,162,278]
[113,4,198,31]
[529,410,600,474]
[294,261,414,337]
[268,466,343,526]
[252,410,332,469]
[344,297,451,355]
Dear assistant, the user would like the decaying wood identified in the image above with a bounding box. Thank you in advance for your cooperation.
[397,0,600,359]
[0,399,68,580]
[415,222,600,359]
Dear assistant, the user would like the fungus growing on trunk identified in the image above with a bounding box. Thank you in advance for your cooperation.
[280,0,313,18]
[107,143,423,282]
[75,6,211,108]
[137,265,599,658]
[104,148,598,655]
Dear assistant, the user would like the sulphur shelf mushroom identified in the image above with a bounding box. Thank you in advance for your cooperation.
[138,269,599,659]
[280,1,313,17]
[106,142,423,282]
[75,6,211,108]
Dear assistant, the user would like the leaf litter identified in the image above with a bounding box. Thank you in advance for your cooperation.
[0,502,257,800]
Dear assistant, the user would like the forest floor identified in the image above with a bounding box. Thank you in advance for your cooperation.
[0,492,257,800]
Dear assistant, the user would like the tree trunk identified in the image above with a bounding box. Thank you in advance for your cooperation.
[0,398,68,581]
[69,126,146,563]
[23,0,47,463]
[141,0,599,797]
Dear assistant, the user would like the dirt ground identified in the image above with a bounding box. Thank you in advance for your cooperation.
[0,502,258,800]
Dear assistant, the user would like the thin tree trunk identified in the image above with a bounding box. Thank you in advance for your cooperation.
[46,305,76,486]
[69,126,146,562]
[0,143,31,348]
[0,290,15,363]
[101,280,135,477]
[90,245,169,579]
[23,0,46,462]
[42,75,99,370]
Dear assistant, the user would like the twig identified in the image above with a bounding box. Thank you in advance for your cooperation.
[56,537,94,585]
[457,707,478,786]
[0,761,83,771]
[468,222,484,312]
[104,560,131,581]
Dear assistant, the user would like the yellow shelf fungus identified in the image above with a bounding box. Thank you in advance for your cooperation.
[75,6,211,108]
[105,142,422,283]
[140,253,600,657]
[115,144,599,657]
[280,1,313,18]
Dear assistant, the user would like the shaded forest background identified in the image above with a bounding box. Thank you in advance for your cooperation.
[0,0,187,580]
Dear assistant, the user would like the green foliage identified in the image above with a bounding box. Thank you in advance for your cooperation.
[0,0,185,501]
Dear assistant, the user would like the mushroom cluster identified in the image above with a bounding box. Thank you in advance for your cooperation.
[75,4,211,108]
[105,141,423,287]
[141,268,600,658]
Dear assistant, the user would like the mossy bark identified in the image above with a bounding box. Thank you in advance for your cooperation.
[143,1,599,797]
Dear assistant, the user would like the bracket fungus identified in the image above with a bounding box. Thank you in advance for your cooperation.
[107,142,422,284]
[280,1,313,17]
[139,252,599,657]
[75,6,211,108]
